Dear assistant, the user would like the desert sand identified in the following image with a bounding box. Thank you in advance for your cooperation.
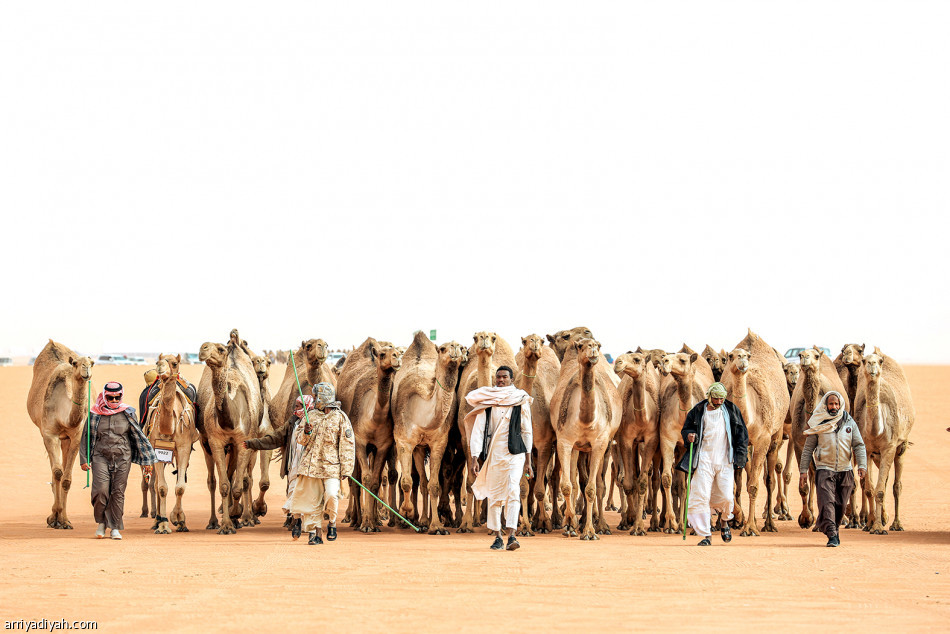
[2,364,948,631]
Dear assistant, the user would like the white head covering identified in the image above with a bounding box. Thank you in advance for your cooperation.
[803,390,845,436]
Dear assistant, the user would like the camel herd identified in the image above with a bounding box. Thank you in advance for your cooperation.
[26,328,916,540]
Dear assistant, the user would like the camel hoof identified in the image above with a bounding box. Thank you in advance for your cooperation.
[253,502,267,517]
[428,528,449,536]
[629,527,646,536]
[217,525,236,535]
[580,532,599,541]
[177,525,189,533]
[536,526,550,535]
[798,515,813,529]
[60,521,73,530]
[598,528,612,536]
[740,528,760,537]
[762,524,778,533]
[889,521,904,532]
[206,520,220,530]
[517,528,534,537]
[456,526,474,534]
[140,511,149,518]
[606,505,618,512]
[869,525,887,535]
[46,515,59,529]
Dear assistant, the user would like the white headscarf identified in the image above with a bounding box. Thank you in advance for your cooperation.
[804,390,845,436]
[462,385,532,428]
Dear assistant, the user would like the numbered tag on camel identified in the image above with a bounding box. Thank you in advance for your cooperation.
[153,439,175,463]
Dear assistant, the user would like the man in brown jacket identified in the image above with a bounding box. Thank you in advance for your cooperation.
[286,383,356,545]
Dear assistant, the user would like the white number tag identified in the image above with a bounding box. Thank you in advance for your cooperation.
[155,448,174,463]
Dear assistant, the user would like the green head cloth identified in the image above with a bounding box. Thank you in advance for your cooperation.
[706,382,727,399]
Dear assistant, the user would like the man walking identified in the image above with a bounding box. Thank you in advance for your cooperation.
[677,382,749,546]
[466,366,533,551]
[799,391,867,547]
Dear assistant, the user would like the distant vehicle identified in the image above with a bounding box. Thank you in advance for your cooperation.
[0,357,13,367]
[127,356,148,365]
[28,356,36,366]
[183,352,201,365]
[327,352,346,366]
[783,347,832,364]
[96,354,133,365]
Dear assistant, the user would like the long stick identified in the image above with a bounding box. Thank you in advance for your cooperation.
[682,441,694,540]
[85,381,91,488]
[288,350,420,532]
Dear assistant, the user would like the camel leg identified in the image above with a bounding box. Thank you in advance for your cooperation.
[202,441,219,530]
[411,448,429,531]
[57,435,80,529]
[458,445,478,534]
[154,460,172,534]
[595,448,611,535]
[208,439,235,534]
[740,442,767,537]
[659,440,679,534]
[794,444,815,529]
[533,444,554,533]
[761,438,780,533]
[556,441,577,537]
[580,443,607,540]
[171,444,192,532]
[517,460,534,537]
[550,452,563,530]
[731,463,745,529]
[425,440,450,535]
[633,437,659,535]
[354,442,373,532]
[606,447,619,512]
[364,442,390,533]
[869,446,897,535]
[140,469,150,518]
[889,442,907,532]
[779,436,794,520]
[252,449,271,519]
[235,446,256,527]
[617,441,637,531]
[395,441,416,530]
[387,449,399,528]
[42,433,71,529]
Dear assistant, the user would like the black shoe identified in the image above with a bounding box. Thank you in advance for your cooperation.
[291,518,302,541]
[697,537,711,546]
[506,536,520,551]
[826,534,840,547]
[490,536,504,550]
[721,524,732,543]
[327,525,337,541]
[308,531,323,545]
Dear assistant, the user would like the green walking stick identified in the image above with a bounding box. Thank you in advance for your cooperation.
[85,381,91,488]
[682,440,694,540]
[288,350,420,532]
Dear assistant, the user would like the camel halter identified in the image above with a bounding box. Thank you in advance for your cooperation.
[288,349,420,532]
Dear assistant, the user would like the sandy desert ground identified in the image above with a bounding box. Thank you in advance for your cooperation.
[1,363,948,631]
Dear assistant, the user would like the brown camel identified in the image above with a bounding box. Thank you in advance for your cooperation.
[721,330,789,536]
[143,354,199,534]
[773,361,800,520]
[196,330,265,534]
[392,331,464,534]
[269,338,336,434]
[550,338,622,540]
[456,331,518,533]
[702,345,727,382]
[546,326,594,362]
[613,350,661,535]
[789,346,850,529]
[26,340,94,529]
[854,348,915,534]
[250,355,275,520]
[834,343,865,409]
[337,338,404,533]
[515,333,562,534]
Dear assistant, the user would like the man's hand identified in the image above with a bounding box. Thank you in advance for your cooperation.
[472,460,480,476]
[799,473,808,489]
[304,423,313,435]
[525,464,534,479]
[857,468,867,480]
[241,440,249,449]
[80,463,90,472]
[687,433,697,443]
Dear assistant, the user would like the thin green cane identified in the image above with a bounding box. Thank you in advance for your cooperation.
[682,441,694,540]
[288,350,420,532]
[85,381,91,488]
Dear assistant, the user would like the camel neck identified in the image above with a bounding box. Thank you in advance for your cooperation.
[518,354,539,395]
[307,361,328,388]
[373,369,395,423]
[730,370,752,424]
[846,366,859,402]
[865,375,881,410]
[68,374,89,425]
[579,361,596,424]
[434,362,458,423]
[476,351,494,389]
[802,366,822,414]
[157,377,178,436]
[674,370,693,414]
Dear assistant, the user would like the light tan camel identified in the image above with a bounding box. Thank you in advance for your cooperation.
[721,331,789,536]
[26,340,94,529]
[773,361,800,520]
[269,339,334,434]
[143,354,199,534]
[654,345,714,533]
[139,369,159,519]
[196,330,265,534]
[250,355,274,520]
[546,326,594,362]
[702,345,727,382]
[854,348,915,534]
[790,346,850,529]
[456,331,518,533]
[337,338,404,533]
[392,331,464,534]
[304,338,338,388]
[550,338,622,540]
[834,343,865,409]
[613,350,661,535]
[515,333,561,534]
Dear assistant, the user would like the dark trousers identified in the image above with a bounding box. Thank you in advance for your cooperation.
[815,469,855,538]
[91,456,132,530]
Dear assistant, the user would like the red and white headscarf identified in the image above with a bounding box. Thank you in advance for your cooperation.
[293,395,315,419]
[92,381,131,416]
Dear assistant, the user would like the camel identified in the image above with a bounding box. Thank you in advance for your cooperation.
[269,338,336,434]
[550,338,622,540]
[392,331,464,534]
[654,346,714,533]
[613,349,661,535]
[702,345,727,382]
[546,326,594,362]
[454,331,519,533]
[196,329,265,534]
[143,354,199,534]
[854,348,915,534]
[720,330,789,536]
[250,355,275,520]
[337,337,404,533]
[515,333,561,534]
[772,361,801,520]
[26,340,94,529]
[834,343,865,409]
[789,346,850,529]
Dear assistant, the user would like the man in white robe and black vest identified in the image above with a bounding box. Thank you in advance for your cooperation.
[465,366,533,551]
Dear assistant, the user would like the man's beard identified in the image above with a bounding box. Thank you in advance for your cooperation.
[828,409,839,416]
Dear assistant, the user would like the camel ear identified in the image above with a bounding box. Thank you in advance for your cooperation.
[546,334,555,344]
[521,337,527,346]
[573,340,581,350]
[175,354,181,362]
[371,346,378,360]
[729,351,735,361]
[644,352,652,363]
[635,346,643,353]
[473,334,478,343]
[690,352,698,364]
[595,341,602,349]
[874,346,883,356]
[859,344,866,353]
[69,356,76,366]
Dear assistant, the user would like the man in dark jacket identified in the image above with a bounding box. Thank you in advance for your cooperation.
[676,382,749,546]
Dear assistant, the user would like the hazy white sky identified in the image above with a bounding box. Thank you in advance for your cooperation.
[1,2,948,362]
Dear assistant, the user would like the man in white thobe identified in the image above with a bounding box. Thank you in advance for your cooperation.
[678,382,749,546]
[465,366,533,551]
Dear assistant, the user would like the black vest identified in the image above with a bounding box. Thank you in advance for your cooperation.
[478,405,527,462]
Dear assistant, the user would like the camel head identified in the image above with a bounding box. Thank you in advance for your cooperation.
[666,350,699,379]
[782,361,800,389]
[473,331,497,360]
[840,343,865,367]
[520,334,545,361]
[702,345,724,376]
[301,338,330,365]
[546,327,594,361]
[156,353,181,380]
[654,351,672,376]
[437,341,464,373]
[727,348,750,374]
[69,355,94,382]
[863,348,884,378]
[574,338,601,366]
[251,355,271,380]
[377,345,403,373]
[798,347,823,374]
[199,342,229,368]
[614,350,650,378]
